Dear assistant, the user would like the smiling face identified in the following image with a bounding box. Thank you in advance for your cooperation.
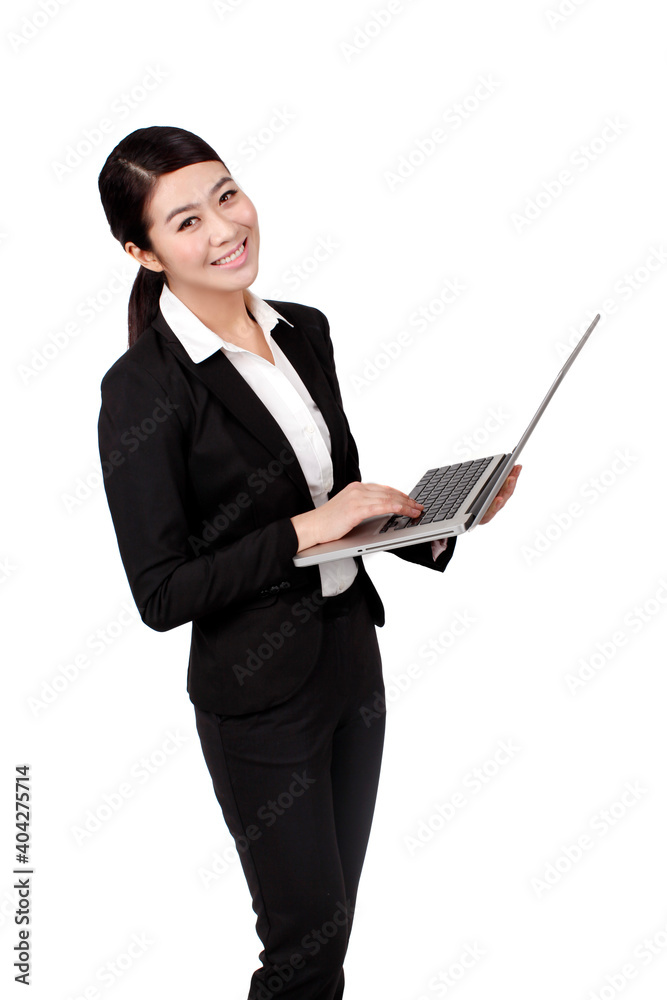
[126,160,260,303]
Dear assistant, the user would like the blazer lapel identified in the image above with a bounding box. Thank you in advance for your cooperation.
[151,308,347,505]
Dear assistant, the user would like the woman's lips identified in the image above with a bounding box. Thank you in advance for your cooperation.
[211,238,248,267]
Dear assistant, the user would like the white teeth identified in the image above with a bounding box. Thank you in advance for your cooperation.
[214,240,245,264]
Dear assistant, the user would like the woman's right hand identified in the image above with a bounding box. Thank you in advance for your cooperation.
[290,481,424,553]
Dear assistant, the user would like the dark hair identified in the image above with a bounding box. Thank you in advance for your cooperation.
[98,125,226,348]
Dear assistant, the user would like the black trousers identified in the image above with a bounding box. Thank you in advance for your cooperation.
[194,574,386,1000]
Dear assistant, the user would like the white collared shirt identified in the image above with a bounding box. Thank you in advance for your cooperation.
[159,282,447,597]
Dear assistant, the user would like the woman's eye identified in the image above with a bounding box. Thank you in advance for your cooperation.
[178,189,238,230]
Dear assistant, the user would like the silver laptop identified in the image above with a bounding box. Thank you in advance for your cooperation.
[293,313,601,567]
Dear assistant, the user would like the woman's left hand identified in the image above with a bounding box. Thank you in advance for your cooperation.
[477,464,522,525]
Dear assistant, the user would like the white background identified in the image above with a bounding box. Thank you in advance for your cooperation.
[3,1,667,998]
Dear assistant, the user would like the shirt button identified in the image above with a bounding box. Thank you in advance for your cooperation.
[305,425,315,434]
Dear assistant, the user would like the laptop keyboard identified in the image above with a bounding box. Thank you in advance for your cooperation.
[378,456,496,533]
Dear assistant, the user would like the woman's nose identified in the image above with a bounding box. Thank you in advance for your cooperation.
[208,216,239,245]
[210,225,237,246]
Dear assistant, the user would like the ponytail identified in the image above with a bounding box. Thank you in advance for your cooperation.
[128,266,165,349]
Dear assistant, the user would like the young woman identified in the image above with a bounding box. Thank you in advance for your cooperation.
[97,125,520,1000]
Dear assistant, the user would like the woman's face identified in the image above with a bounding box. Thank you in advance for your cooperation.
[129,159,260,298]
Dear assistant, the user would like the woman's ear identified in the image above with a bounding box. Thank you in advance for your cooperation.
[125,242,164,273]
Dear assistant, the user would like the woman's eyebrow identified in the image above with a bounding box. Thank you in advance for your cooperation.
[165,175,234,224]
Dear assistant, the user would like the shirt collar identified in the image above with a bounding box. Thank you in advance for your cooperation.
[158,281,294,364]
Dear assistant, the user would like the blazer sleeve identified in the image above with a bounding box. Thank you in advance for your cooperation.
[315,309,457,575]
[98,358,300,633]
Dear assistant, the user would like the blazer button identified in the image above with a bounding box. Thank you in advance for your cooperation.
[279,581,290,589]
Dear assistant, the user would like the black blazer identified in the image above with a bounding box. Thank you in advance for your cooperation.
[97,299,457,714]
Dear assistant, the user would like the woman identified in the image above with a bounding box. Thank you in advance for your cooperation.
[97,125,520,1000]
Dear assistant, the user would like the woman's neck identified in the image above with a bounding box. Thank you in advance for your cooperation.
[166,283,258,341]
